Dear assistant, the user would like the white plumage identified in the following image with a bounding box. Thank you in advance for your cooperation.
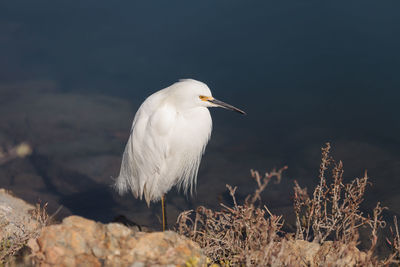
[115,79,245,206]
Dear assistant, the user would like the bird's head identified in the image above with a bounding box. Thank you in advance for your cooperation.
[170,79,246,114]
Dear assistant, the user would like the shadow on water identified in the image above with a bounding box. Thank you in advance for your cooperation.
[29,151,117,222]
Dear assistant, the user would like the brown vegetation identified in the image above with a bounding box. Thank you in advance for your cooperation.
[2,142,400,266]
[0,202,48,264]
[177,143,400,266]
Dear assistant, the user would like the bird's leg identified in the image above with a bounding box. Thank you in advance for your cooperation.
[161,195,167,231]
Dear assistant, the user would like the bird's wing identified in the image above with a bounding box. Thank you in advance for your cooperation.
[116,90,176,205]
[136,104,177,204]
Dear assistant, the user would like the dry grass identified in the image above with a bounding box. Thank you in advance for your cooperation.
[293,143,385,244]
[176,167,286,265]
[176,143,400,266]
[386,216,400,264]
[0,202,49,265]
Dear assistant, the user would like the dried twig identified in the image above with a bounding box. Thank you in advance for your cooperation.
[0,202,49,263]
[177,143,399,266]
[247,166,287,206]
[293,143,386,245]
[177,167,287,265]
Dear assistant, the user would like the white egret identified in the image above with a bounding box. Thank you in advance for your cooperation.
[115,79,245,230]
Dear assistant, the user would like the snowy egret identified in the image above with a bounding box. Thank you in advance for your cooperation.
[115,79,245,230]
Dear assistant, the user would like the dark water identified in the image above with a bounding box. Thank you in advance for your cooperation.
[1,0,400,232]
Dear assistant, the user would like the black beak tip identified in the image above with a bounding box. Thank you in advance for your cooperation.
[209,98,246,115]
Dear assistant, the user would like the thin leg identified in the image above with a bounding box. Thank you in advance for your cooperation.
[161,195,167,231]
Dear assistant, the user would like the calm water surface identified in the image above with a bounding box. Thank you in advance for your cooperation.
[0,1,400,229]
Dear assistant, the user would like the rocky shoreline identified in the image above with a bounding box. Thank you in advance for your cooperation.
[1,188,387,267]
[0,189,206,266]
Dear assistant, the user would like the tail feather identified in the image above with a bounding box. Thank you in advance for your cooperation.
[115,134,139,197]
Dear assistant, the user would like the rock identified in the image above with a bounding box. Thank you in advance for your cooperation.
[283,239,368,266]
[0,188,42,243]
[29,216,206,267]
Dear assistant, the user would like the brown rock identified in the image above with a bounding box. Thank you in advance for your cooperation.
[284,239,368,267]
[0,188,43,260]
[30,215,206,267]
[0,189,41,239]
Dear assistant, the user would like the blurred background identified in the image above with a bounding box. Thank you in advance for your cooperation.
[0,0,399,230]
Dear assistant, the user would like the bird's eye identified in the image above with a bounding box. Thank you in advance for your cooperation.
[199,95,208,101]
